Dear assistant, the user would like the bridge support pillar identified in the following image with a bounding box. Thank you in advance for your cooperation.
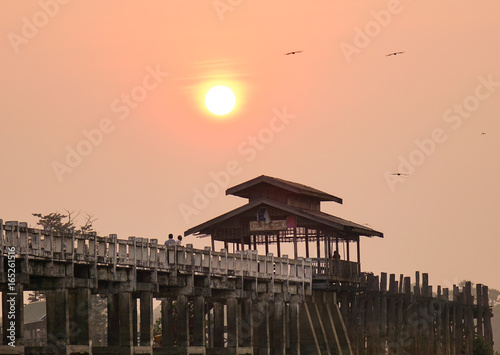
[139,291,153,346]
[68,288,90,346]
[176,294,189,349]
[107,293,120,346]
[193,296,205,347]
[239,298,252,348]
[1,283,24,347]
[46,289,69,355]
[289,300,300,355]
[253,301,269,355]
[106,292,133,354]
[161,297,175,347]
[273,299,285,355]
[119,292,134,350]
[227,298,238,353]
[213,301,225,348]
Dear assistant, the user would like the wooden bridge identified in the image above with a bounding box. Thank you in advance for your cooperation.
[0,219,494,355]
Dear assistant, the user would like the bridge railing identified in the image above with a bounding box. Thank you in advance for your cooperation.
[0,220,312,286]
[312,258,360,283]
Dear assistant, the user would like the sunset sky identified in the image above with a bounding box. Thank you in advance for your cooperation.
[1,1,500,291]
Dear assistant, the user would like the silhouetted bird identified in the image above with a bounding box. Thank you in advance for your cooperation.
[481,132,486,135]
[392,173,409,176]
[386,51,405,56]
[285,50,303,55]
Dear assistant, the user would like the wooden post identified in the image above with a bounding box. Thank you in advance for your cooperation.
[119,292,133,348]
[346,239,350,262]
[289,300,300,355]
[239,299,252,348]
[227,298,238,350]
[107,293,120,346]
[273,299,285,355]
[176,295,188,348]
[483,286,493,348]
[161,298,175,347]
[477,284,484,338]
[253,301,269,353]
[193,296,205,347]
[132,295,138,347]
[139,291,153,346]
[265,234,269,255]
[68,288,90,346]
[464,282,474,354]
[213,302,225,348]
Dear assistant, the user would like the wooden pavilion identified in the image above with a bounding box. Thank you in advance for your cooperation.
[184,175,383,283]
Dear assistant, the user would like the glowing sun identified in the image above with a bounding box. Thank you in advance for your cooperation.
[205,85,236,115]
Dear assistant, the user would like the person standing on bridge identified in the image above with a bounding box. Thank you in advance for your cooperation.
[165,233,176,246]
[176,235,183,246]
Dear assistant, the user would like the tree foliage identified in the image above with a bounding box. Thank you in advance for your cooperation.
[32,210,97,235]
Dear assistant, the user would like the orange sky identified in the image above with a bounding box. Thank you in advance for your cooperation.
[1,1,500,291]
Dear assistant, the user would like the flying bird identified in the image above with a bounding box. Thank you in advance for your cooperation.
[392,173,409,176]
[285,50,303,55]
[386,51,405,56]
[481,132,486,135]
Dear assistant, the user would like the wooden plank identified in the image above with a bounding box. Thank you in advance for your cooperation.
[477,284,483,338]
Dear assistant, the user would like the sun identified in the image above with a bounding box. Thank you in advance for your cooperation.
[205,85,236,116]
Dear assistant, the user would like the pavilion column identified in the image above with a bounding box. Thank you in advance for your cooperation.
[305,228,310,258]
[2,283,24,347]
[316,230,321,258]
[46,289,69,354]
[346,239,350,261]
[293,228,298,259]
[139,291,153,346]
[276,234,281,257]
[265,235,269,255]
[357,236,361,274]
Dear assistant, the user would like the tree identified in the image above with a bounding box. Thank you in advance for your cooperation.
[473,335,493,355]
[32,210,97,235]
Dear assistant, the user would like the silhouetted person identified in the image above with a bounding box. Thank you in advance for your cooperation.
[333,250,340,260]
[177,235,183,246]
[165,233,176,246]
